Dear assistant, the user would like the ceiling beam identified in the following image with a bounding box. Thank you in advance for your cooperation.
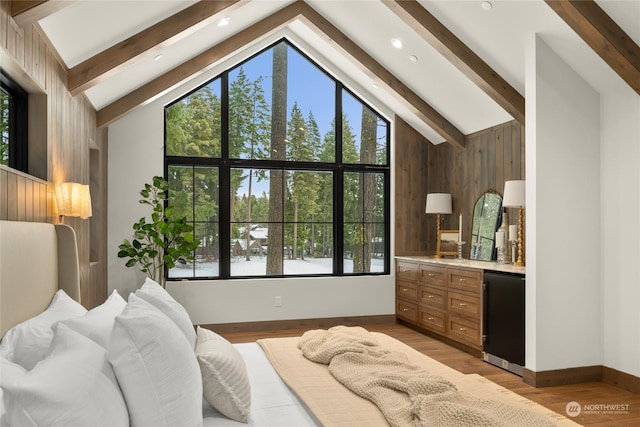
[382,0,525,124]
[68,0,246,95]
[545,0,640,96]
[97,1,465,149]
[11,1,75,28]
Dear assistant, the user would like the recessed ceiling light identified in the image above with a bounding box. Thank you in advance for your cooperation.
[153,54,163,61]
[217,17,231,27]
[409,55,418,62]
[390,38,403,49]
[481,1,493,11]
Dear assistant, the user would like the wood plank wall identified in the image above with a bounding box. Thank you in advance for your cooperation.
[0,2,107,309]
[394,116,430,255]
[395,118,525,257]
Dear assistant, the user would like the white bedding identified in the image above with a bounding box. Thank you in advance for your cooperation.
[203,342,319,426]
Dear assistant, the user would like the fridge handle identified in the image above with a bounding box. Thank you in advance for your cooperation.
[482,282,488,344]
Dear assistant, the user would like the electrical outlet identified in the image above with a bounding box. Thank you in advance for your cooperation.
[275,296,282,307]
[501,359,509,369]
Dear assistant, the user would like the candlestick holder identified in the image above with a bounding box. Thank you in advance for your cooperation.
[509,239,517,264]
[471,242,481,260]
[496,246,506,264]
[456,241,466,261]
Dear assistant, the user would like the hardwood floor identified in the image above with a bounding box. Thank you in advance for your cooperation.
[220,322,640,426]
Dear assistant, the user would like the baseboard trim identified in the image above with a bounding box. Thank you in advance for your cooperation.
[523,365,640,393]
[602,366,640,394]
[523,365,602,387]
[201,314,396,334]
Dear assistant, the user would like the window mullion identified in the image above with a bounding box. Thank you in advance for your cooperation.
[334,85,343,275]
[219,72,231,278]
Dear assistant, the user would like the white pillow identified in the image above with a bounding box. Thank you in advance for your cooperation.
[54,289,126,348]
[3,324,128,427]
[0,358,27,427]
[0,289,86,370]
[135,277,196,348]
[107,293,203,427]
[196,326,251,423]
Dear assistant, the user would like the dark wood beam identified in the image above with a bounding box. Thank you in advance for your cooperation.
[97,1,465,149]
[68,0,245,95]
[11,0,75,28]
[545,0,640,96]
[382,0,525,124]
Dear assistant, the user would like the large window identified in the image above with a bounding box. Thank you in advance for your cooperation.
[0,72,28,171]
[165,39,389,279]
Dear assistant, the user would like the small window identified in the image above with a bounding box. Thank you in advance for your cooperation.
[0,72,28,172]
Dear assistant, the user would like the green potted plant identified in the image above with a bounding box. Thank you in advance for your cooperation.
[118,176,200,287]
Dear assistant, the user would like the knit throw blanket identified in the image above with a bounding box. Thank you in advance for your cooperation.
[298,326,557,427]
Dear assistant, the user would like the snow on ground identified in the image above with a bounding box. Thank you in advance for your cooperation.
[170,256,384,278]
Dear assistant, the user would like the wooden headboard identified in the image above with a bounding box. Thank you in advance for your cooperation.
[0,220,81,337]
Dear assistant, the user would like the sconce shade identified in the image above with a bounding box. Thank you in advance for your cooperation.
[425,193,452,214]
[503,180,526,207]
[56,182,92,219]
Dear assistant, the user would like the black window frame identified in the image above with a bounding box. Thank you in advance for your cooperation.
[164,38,390,281]
[0,71,28,172]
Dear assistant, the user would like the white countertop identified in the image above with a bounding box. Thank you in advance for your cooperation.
[395,255,525,275]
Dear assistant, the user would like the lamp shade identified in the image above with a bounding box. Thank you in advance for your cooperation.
[56,182,92,219]
[502,180,525,208]
[425,193,452,214]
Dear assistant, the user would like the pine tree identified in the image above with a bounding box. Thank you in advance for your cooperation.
[353,106,377,273]
[267,42,288,275]
[285,103,319,260]
[341,113,359,264]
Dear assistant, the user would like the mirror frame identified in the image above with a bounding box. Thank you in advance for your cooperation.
[470,190,503,261]
[436,229,459,258]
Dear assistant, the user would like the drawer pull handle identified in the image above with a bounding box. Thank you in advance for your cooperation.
[403,308,409,312]
[427,295,434,299]
[459,278,467,282]
[428,317,435,321]
[402,288,409,292]
[428,273,435,277]
[459,327,467,332]
[459,302,466,307]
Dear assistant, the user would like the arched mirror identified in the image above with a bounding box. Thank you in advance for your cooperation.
[470,190,503,261]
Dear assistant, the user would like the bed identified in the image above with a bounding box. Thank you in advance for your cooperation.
[0,220,577,426]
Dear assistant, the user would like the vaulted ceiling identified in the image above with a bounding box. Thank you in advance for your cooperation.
[13,0,640,148]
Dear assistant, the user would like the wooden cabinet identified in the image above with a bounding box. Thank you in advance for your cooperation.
[395,259,483,351]
[395,261,419,323]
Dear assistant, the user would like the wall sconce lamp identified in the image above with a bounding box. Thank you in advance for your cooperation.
[425,193,452,258]
[503,180,525,267]
[55,182,92,222]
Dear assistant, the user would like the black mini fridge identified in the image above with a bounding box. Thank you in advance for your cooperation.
[482,271,525,376]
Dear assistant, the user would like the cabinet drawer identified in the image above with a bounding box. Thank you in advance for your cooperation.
[447,291,481,320]
[447,314,481,348]
[418,264,447,287]
[396,280,417,301]
[418,285,446,309]
[396,300,418,323]
[448,267,482,293]
[396,261,418,282]
[418,306,446,334]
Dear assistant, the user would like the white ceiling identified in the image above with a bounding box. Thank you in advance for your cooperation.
[37,0,640,145]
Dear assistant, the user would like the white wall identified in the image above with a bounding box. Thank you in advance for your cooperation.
[601,89,640,377]
[107,36,396,325]
[526,34,640,378]
[526,35,602,372]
